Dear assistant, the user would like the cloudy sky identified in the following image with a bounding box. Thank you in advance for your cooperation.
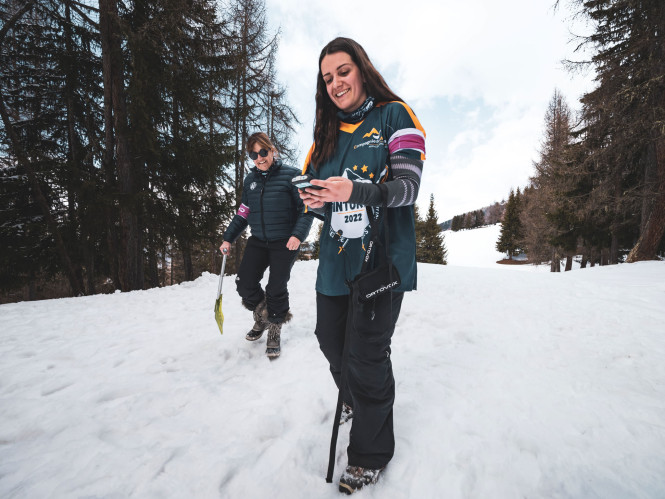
[263,0,595,221]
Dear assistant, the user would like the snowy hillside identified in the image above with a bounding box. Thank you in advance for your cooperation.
[1,227,664,498]
[444,224,507,267]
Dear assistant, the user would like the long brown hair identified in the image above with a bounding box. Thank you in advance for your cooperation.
[310,37,402,170]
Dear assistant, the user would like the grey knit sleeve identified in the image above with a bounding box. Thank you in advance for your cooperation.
[347,154,423,207]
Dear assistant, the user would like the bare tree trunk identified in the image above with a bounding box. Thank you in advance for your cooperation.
[182,246,193,281]
[64,0,85,289]
[550,249,561,272]
[98,0,120,289]
[85,248,96,295]
[627,136,665,262]
[170,243,174,285]
[565,254,573,271]
[610,232,619,264]
[207,88,218,276]
[27,268,36,301]
[161,245,167,286]
[99,0,142,291]
[146,227,160,288]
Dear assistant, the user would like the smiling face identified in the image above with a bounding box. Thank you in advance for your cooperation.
[320,51,367,113]
[251,144,274,171]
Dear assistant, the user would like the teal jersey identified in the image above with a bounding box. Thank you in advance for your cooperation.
[305,101,426,296]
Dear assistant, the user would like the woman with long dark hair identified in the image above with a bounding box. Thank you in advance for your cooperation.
[299,37,426,494]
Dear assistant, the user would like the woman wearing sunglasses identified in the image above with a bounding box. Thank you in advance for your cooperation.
[298,37,425,493]
[220,132,313,358]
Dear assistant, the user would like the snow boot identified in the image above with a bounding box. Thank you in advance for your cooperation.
[265,321,282,358]
[338,466,384,494]
[265,311,291,358]
[339,402,353,425]
[245,299,268,341]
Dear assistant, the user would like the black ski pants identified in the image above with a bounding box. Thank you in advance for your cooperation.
[235,236,298,324]
[315,291,404,469]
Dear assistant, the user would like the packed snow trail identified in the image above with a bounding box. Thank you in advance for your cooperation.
[1,226,664,498]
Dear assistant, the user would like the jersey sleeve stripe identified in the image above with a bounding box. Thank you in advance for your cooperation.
[388,132,426,156]
[390,128,425,141]
[392,160,423,179]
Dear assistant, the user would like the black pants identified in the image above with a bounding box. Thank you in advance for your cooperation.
[236,236,298,323]
[315,291,404,469]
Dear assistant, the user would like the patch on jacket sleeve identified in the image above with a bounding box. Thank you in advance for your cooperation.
[237,203,250,219]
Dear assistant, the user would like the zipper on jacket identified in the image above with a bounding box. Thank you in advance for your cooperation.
[259,168,273,241]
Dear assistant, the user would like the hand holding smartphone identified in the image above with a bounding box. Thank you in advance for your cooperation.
[291,174,324,190]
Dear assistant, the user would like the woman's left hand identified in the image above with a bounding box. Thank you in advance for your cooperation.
[286,236,301,251]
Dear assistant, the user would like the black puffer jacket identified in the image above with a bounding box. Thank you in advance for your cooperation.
[223,160,313,243]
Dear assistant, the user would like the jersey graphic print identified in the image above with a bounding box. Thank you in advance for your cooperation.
[328,166,388,252]
[329,168,370,246]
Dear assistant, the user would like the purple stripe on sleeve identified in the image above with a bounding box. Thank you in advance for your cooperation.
[237,203,250,219]
[388,134,426,155]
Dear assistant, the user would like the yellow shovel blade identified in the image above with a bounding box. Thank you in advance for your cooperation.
[214,295,224,334]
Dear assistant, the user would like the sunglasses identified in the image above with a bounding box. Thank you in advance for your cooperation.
[249,148,269,160]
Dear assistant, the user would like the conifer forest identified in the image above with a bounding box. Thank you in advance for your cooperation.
[1,0,298,301]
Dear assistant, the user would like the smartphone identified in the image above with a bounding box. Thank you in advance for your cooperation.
[291,174,324,190]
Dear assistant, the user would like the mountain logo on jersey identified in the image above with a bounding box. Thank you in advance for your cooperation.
[363,128,380,139]
[354,127,384,150]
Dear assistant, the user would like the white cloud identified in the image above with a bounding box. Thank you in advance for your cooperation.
[447,128,483,156]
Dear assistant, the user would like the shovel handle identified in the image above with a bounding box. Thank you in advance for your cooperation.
[217,253,227,298]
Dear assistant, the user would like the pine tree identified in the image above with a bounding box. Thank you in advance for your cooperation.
[496,188,524,259]
[450,215,462,232]
[0,0,104,296]
[128,0,231,282]
[523,89,578,270]
[414,203,424,258]
[417,194,446,264]
[474,209,485,228]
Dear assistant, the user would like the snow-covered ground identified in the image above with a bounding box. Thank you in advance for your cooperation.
[443,224,507,267]
[2,226,664,498]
